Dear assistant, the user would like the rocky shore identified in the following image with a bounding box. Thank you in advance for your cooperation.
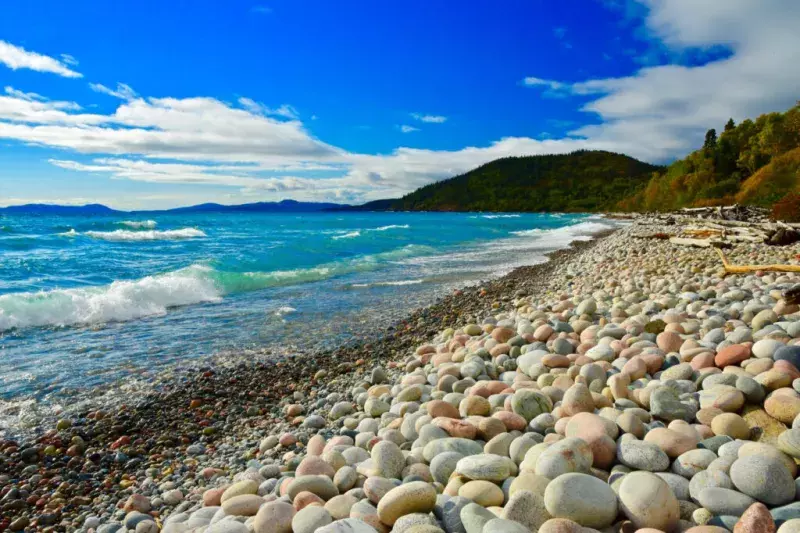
[3,215,800,533]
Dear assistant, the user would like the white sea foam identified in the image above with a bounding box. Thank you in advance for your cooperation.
[0,244,432,332]
[374,224,410,231]
[351,279,425,288]
[85,228,206,241]
[403,219,615,278]
[332,224,409,239]
[119,220,157,229]
[58,228,78,237]
[511,220,612,240]
[332,230,362,240]
[0,265,222,332]
[274,306,298,316]
[481,214,521,219]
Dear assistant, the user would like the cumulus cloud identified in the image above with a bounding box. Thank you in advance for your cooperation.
[0,93,341,163]
[411,113,447,123]
[522,0,800,161]
[0,40,82,78]
[399,125,419,133]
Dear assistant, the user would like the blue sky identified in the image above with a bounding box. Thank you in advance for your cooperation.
[0,0,798,209]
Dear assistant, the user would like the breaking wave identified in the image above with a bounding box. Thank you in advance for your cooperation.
[331,224,410,240]
[332,231,361,240]
[510,220,613,241]
[0,245,433,332]
[85,228,206,241]
[119,220,157,229]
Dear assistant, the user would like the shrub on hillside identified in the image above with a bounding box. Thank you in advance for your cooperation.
[772,192,800,222]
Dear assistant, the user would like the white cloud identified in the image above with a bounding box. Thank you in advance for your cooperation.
[90,82,138,101]
[237,97,298,119]
[0,94,340,163]
[4,86,47,102]
[411,113,447,123]
[521,77,573,98]
[399,125,419,133]
[0,40,82,78]
[60,54,79,66]
[521,0,800,161]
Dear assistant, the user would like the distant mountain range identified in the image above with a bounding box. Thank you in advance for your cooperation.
[0,199,350,216]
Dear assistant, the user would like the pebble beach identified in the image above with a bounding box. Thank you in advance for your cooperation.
[4,215,800,533]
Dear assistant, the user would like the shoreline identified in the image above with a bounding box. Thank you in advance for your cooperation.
[0,223,616,441]
[0,228,618,528]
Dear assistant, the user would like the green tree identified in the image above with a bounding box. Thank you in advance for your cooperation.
[724,118,736,132]
[703,128,718,156]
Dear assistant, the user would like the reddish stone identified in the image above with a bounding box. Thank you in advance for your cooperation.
[734,502,775,533]
[203,487,225,507]
[491,327,515,343]
[657,331,684,353]
[432,418,477,439]
[715,344,751,368]
[691,352,716,370]
[110,436,130,450]
[492,411,527,431]
[293,491,324,510]
[774,360,800,380]
[278,433,297,447]
[427,400,461,419]
[469,381,509,398]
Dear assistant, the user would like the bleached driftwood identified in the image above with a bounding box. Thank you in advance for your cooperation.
[715,247,800,277]
[669,237,726,248]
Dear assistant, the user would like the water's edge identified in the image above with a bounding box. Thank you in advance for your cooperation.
[0,224,618,439]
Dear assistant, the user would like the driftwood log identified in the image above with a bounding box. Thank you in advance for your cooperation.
[715,247,800,277]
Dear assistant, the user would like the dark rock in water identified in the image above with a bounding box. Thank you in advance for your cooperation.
[766,227,800,246]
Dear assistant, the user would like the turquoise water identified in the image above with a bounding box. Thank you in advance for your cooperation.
[0,211,611,427]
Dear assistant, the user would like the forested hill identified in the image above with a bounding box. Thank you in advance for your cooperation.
[617,101,800,219]
[390,150,662,212]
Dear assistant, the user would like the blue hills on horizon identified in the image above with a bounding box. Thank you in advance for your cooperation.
[0,199,354,215]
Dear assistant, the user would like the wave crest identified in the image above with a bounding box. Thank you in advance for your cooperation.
[85,228,206,241]
[332,224,409,240]
[119,220,157,229]
[511,220,612,238]
[0,244,434,332]
[0,265,222,331]
[332,231,361,240]
[374,224,410,231]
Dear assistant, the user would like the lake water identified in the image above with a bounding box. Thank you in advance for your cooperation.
[0,211,613,433]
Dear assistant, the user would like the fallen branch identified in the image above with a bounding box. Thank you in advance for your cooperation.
[715,247,800,277]
[631,233,674,240]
